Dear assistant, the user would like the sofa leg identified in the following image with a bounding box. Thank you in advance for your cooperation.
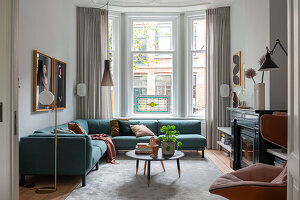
[202,150,205,158]
[95,162,99,170]
[20,174,25,186]
[82,175,86,187]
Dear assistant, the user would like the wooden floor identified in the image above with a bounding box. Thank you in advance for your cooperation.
[205,149,234,174]
[19,150,232,200]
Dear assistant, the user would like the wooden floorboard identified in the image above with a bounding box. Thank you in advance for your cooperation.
[19,150,232,200]
[205,149,234,174]
[19,175,81,200]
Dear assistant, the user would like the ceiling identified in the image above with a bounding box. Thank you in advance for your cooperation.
[92,0,217,7]
[76,0,231,9]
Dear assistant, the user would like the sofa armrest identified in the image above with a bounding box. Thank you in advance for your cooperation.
[20,134,89,176]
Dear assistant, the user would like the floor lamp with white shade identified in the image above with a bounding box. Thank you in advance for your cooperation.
[36,90,58,192]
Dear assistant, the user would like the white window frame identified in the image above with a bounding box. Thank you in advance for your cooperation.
[126,14,180,117]
[154,74,172,96]
[186,13,206,118]
[109,13,121,117]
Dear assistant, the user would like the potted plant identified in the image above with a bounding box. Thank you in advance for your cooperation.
[158,125,182,155]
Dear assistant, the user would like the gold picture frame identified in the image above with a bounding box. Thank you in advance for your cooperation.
[33,50,54,111]
[33,50,67,111]
[53,58,67,110]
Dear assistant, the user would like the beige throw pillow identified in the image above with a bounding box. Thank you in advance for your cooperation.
[130,125,155,137]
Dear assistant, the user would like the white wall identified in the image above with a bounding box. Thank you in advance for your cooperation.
[18,0,77,137]
[230,0,287,110]
[231,0,270,108]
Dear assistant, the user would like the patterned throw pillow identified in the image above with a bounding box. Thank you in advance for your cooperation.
[110,119,129,137]
[68,123,85,134]
[130,125,155,137]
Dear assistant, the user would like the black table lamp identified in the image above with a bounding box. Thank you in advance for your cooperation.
[259,39,288,71]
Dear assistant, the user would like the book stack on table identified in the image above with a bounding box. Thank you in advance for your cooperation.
[135,143,153,154]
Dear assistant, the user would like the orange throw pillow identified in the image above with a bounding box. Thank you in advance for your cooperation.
[110,119,129,137]
[68,123,85,134]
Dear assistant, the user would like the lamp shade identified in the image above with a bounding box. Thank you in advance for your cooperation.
[259,52,280,71]
[39,90,54,105]
[77,83,86,96]
[220,84,230,97]
[100,60,114,87]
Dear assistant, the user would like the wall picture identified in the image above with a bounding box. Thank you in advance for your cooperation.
[232,51,242,87]
[33,50,53,111]
[54,59,66,109]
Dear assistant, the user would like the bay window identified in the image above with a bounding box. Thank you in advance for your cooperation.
[189,17,206,117]
[114,13,206,117]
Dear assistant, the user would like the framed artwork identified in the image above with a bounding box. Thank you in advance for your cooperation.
[232,51,242,87]
[53,58,66,109]
[33,50,54,111]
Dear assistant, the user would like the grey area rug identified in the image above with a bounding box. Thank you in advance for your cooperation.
[66,151,225,200]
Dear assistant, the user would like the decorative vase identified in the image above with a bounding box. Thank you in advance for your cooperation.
[232,92,239,108]
[254,83,265,110]
[238,89,247,107]
[161,141,175,155]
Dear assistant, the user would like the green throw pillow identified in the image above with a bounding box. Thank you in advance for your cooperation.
[118,121,140,136]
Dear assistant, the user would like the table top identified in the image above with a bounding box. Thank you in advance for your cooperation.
[125,149,184,161]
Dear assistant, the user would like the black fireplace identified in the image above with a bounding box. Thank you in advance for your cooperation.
[240,127,256,168]
[229,108,282,170]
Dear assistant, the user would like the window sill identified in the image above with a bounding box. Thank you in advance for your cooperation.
[113,115,205,120]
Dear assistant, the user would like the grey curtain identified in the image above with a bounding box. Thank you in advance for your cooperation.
[206,7,231,149]
[77,7,112,119]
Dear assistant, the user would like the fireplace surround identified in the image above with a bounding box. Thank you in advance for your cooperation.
[228,108,283,170]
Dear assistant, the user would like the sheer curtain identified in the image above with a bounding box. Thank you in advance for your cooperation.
[206,7,231,149]
[77,7,112,119]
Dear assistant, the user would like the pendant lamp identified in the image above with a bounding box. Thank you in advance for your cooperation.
[100,2,114,87]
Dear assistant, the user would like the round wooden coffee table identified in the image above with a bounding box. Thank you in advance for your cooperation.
[125,149,184,186]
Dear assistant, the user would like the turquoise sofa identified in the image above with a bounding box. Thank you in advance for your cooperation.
[19,119,206,187]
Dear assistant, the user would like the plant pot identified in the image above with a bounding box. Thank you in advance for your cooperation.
[161,141,175,155]
[254,83,265,110]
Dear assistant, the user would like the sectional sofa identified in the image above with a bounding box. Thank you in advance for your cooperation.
[20,119,206,186]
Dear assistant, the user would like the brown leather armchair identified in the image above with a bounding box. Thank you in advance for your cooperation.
[209,112,288,200]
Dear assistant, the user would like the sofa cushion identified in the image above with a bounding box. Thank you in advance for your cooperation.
[158,120,201,135]
[34,122,69,134]
[110,119,129,137]
[118,121,140,136]
[112,136,157,150]
[130,120,158,135]
[68,123,85,134]
[71,120,89,134]
[176,134,207,149]
[87,119,111,135]
[130,125,155,137]
[91,140,108,154]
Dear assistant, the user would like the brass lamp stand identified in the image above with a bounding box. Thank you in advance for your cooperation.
[36,91,58,193]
